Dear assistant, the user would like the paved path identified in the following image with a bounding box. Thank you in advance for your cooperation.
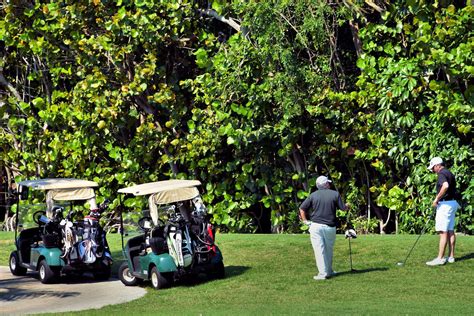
[0,266,146,315]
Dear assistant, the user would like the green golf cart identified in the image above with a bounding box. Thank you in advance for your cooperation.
[117,179,225,289]
[9,178,113,284]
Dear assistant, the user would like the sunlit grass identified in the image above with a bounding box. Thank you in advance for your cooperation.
[1,231,473,315]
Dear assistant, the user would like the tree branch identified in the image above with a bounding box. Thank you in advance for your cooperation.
[364,0,385,13]
[0,71,22,101]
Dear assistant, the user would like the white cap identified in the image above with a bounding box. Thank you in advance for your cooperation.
[316,175,332,188]
[427,157,443,170]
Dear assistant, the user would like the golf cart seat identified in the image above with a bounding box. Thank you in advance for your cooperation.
[127,234,146,255]
[17,227,42,263]
[41,207,63,248]
[125,234,147,271]
[149,226,167,255]
[42,232,62,248]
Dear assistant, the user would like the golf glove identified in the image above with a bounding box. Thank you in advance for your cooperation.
[303,220,312,226]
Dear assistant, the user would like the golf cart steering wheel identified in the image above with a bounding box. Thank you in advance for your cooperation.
[33,210,47,225]
[138,216,154,231]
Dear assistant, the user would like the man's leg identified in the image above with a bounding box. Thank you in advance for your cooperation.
[309,223,327,278]
[448,230,456,258]
[437,231,448,259]
[435,203,451,259]
[446,201,458,259]
[322,226,336,275]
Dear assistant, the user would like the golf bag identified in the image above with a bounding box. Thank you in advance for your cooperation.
[166,214,193,268]
[62,201,112,264]
[78,202,112,264]
[190,214,216,264]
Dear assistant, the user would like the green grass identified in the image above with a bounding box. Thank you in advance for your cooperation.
[1,231,473,315]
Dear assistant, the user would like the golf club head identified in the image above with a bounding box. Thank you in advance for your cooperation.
[345,229,357,239]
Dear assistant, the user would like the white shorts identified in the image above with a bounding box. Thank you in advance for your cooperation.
[435,200,460,232]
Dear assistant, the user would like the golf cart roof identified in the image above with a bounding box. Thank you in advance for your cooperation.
[118,179,201,196]
[18,178,99,190]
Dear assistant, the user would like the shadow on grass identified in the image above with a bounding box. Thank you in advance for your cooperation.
[456,253,474,262]
[334,267,388,277]
[225,265,251,278]
[179,265,251,288]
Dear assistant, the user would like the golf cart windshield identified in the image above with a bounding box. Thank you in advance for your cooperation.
[118,180,202,226]
[18,178,99,218]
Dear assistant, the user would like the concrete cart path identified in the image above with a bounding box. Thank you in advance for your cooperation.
[0,266,146,315]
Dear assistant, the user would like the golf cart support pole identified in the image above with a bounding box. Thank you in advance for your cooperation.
[119,195,124,250]
[14,186,21,242]
[398,210,436,266]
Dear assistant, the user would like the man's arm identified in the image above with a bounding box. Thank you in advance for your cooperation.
[337,194,348,211]
[433,181,449,207]
[299,208,307,221]
[299,208,311,225]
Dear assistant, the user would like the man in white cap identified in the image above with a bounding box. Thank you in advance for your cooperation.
[299,175,348,280]
[426,157,460,266]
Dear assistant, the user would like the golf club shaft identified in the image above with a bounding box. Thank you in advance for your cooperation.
[402,211,435,265]
[349,237,353,270]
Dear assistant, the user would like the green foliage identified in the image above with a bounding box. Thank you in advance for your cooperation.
[0,1,472,234]
[1,0,202,212]
[353,2,473,233]
[351,215,379,234]
[181,0,339,233]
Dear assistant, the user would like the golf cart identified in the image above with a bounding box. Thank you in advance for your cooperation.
[117,179,225,289]
[9,178,113,283]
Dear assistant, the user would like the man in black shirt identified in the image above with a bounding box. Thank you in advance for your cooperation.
[426,157,461,266]
[299,176,348,280]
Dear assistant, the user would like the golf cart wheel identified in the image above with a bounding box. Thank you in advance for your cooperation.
[150,266,169,290]
[9,251,27,276]
[118,262,139,286]
[213,261,226,279]
[38,259,59,284]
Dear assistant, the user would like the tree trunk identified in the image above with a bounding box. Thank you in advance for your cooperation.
[395,213,399,234]
[348,20,363,58]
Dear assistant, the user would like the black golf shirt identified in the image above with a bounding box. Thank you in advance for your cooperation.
[437,168,457,201]
[299,189,346,227]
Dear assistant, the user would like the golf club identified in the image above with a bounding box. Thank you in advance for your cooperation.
[345,229,357,272]
[396,210,436,266]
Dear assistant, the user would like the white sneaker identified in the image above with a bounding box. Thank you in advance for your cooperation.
[426,257,446,266]
[313,275,327,280]
[446,257,455,263]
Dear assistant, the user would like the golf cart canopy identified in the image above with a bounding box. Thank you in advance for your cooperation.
[118,179,201,202]
[18,178,99,217]
[18,178,99,190]
[18,178,98,201]
[118,180,202,225]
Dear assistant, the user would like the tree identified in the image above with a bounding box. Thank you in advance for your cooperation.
[354,1,473,232]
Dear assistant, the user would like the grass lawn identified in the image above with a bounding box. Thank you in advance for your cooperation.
[1,231,473,315]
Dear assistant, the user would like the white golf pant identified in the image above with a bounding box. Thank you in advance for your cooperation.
[309,222,336,277]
